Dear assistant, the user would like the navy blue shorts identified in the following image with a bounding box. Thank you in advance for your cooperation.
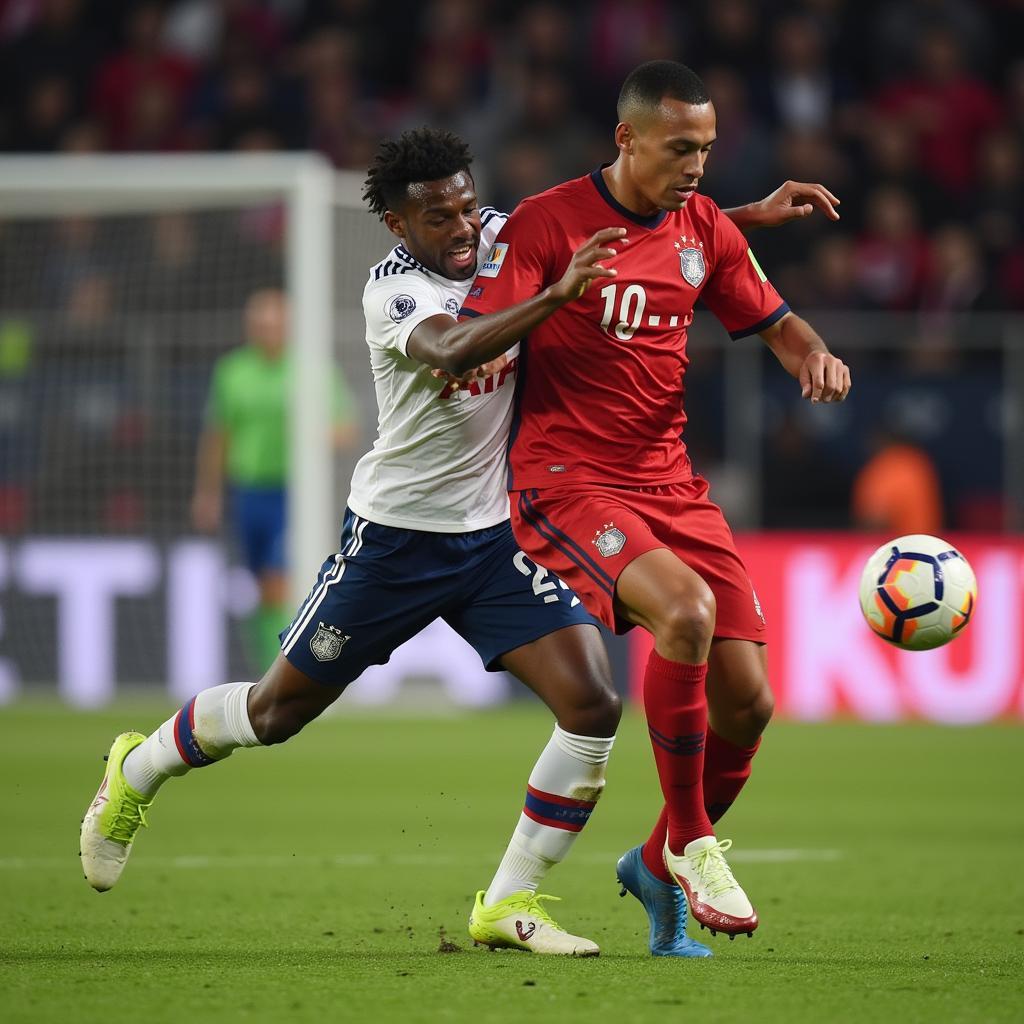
[279,509,599,687]
[230,485,286,575]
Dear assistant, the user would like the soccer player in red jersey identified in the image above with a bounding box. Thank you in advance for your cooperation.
[451,61,853,939]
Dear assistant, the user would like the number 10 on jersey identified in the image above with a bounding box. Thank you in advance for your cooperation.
[599,284,647,341]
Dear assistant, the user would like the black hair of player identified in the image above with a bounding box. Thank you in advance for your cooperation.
[362,128,475,221]
[616,60,710,121]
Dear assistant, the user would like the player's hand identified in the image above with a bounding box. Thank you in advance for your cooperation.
[430,352,509,384]
[550,228,628,304]
[757,181,841,225]
[799,351,852,403]
[191,490,222,532]
[473,353,509,378]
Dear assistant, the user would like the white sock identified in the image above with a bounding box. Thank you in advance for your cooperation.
[122,682,260,798]
[483,724,615,906]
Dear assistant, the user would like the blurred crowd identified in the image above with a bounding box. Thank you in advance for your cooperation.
[1,0,1022,313]
[0,0,1019,539]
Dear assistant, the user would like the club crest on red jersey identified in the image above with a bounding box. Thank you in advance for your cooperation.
[593,522,626,557]
[674,235,705,287]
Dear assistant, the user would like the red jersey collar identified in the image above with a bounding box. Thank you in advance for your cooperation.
[590,166,669,230]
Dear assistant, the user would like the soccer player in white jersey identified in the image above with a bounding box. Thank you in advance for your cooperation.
[81,127,839,959]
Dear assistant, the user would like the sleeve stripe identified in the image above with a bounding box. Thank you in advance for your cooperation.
[394,245,425,270]
[728,301,791,340]
[458,307,482,318]
[370,263,417,281]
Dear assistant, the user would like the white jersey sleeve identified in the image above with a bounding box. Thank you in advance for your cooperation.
[363,270,450,357]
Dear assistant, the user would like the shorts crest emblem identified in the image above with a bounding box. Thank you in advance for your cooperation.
[310,621,350,662]
[593,523,626,557]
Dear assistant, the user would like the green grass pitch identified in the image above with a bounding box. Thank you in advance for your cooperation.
[1,701,1022,1023]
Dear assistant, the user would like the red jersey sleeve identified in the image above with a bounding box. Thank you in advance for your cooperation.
[700,208,790,339]
[459,199,561,316]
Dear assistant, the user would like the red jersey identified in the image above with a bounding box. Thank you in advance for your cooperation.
[460,169,788,491]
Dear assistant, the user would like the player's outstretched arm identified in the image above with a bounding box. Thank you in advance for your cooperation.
[759,312,852,403]
[724,181,841,231]
[406,228,627,375]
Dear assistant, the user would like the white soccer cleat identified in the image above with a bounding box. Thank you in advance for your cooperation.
[468,890,599,956]
[663,836,758,937]
[80,732,152,892]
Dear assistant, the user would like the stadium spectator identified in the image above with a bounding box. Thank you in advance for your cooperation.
[781,235,862,311]
[690,0,763,78]
[852,113,944,226]
[874,27,1002,199]
[0,0,100,124]
[972,131,1023,268]
[921,224,992,314]
[762,409,851,529]
[491,69,602,185]
[7,74,75,151]
[90,2,195,151]
[872,0,993,83]
[392,54,492,159]
[852,429,944,536]
[699,66,775,210]
[758,13,852,134]
[854,185,931,310]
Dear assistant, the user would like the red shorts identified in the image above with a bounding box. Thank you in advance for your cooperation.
[510,477,767,640]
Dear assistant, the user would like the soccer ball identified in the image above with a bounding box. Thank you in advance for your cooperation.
[858,534,977,651]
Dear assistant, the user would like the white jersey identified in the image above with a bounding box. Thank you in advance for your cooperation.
[347,208,517,533]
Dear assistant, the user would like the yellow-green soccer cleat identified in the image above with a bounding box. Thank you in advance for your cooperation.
[468,890,599,956]
[79,732,151,892]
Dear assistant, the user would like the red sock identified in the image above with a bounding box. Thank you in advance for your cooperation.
[642,649,712,855]
[641,729,763,881]
[703,730,761,824]
[641,805,672,882]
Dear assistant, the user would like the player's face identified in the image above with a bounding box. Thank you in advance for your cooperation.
[387,171,482,281]
[245,288,288,357]
[624,99,717,213]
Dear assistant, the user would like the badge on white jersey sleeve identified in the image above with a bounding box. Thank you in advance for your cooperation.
[364,270,447,357]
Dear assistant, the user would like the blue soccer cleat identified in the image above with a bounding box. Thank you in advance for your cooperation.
[616,845,713,958]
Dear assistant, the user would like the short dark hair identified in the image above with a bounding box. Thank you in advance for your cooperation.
[617,60,710,121]
[362,127,474,221]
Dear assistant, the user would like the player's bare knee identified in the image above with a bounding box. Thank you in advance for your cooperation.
[721,686,774,746]
[572,685,622,737]
[552,673,621,736]
[249,704,310,746]
[246,684,312,745]
[658,586,716,657]
[749,688,774,735]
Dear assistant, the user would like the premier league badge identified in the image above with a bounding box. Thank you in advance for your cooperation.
[310,622,350,662]
[386,294,417,322]
[675,236,705,287]
[593,523,626,557]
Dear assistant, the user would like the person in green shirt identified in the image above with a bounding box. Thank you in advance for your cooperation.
[191,288,358,669]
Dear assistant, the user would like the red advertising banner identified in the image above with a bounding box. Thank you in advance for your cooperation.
[628,533,1024,723]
